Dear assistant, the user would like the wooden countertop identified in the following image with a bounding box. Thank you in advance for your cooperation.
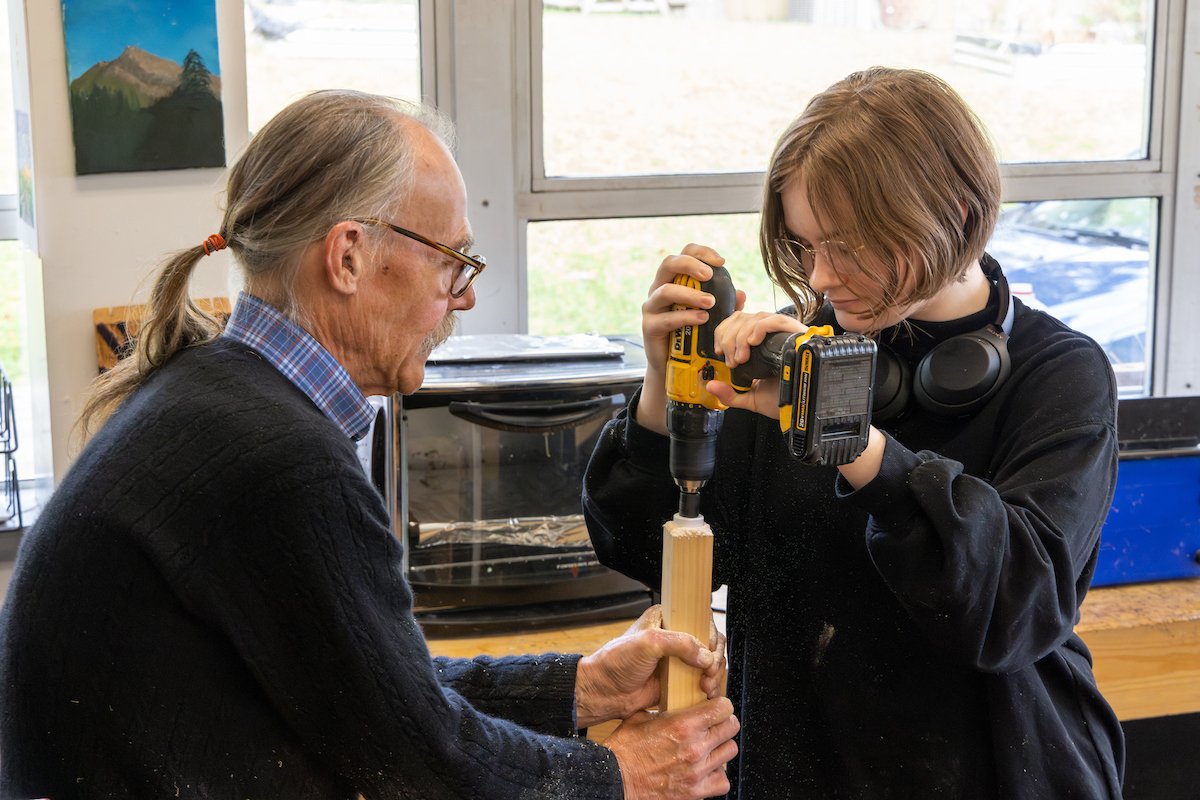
[1074,579,1200,720]
[426,579,1200,722]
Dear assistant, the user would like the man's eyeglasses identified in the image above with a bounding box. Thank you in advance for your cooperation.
[356,217,487,298]
[780,238,866,275]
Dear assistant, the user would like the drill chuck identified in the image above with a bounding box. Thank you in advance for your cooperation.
[667,402,723,485]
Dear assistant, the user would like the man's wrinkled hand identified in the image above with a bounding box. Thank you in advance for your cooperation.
[575,604,727,729]
[606,697,739,800]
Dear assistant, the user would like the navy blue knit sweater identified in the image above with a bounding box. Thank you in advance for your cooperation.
[0,339,622,799]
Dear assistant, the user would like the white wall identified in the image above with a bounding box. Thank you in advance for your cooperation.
[14,0,249,480]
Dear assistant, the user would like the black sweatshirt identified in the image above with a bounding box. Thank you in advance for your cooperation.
[583,293,1124,799]
[0,339,622,799]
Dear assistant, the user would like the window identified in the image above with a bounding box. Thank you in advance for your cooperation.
[994,198,1155,397]
[244,0,422,131]
[527,213,780,336]
[480,0,1178,397]
[540,0,1151,178]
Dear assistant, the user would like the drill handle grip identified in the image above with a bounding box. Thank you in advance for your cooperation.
[692,265,738,360]
[676,265,804,394]
[728,330,792,391]
[698,266,793,392]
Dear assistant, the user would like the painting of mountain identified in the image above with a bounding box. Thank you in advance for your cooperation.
[62,0,225,175]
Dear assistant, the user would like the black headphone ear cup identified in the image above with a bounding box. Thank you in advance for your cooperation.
[871,347,911,423]
[912,329,1011,416]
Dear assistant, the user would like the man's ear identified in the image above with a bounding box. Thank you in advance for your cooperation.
[321,221,369,296]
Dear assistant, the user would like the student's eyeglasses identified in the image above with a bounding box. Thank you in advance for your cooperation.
[780,238,867,275]
[356,217,487,298]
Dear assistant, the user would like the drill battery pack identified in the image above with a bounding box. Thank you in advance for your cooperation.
[778,330,877,466]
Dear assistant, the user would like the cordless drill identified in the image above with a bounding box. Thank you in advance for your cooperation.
[665,265,877,518]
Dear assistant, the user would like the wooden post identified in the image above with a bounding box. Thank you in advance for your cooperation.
[659,514,714,711]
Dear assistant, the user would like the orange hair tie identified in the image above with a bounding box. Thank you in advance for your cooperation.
[201,233,227,255]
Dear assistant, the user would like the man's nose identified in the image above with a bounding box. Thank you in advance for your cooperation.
[452,282,478,310]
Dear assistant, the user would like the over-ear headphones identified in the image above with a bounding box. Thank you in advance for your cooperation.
[872,254,1014,421]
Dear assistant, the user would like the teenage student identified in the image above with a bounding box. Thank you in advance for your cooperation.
[583,67,1124,799]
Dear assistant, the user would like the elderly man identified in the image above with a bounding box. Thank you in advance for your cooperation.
[0,90,738,799]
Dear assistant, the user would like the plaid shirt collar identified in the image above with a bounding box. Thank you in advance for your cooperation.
[222,292,376,441]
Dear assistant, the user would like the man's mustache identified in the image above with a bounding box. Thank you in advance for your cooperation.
[421,313,459,356]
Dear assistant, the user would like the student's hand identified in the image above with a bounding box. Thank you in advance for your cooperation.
[836,423,886,489]
[606,697,739,800]
[707,310,808,420]
[575,604,727,729]
[642,244,725,373]
[635,244,746,435]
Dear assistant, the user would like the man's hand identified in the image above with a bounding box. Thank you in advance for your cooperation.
[575,605,727,729]
[606,698,739,800]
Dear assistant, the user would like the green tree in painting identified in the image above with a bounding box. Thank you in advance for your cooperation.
[137,49,225,171]
[178,48,215,97]
[70,87,151,174]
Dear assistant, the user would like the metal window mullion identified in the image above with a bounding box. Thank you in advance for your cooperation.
[528,1,545,196]
[422,0,454,119]
[530,157,1170,200]
[534,170,765,193]
[999,171,1175,203]
[518,183,764,221]
[518,171,1173,222]
[1164,0,1199,395]
[517,2,539,334]
[1152,192,1173,396]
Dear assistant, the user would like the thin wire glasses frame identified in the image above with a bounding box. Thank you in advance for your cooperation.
[356,217,487,297]
[778,237,868,275]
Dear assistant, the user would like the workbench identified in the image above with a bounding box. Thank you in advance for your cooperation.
[425,578,1200,723]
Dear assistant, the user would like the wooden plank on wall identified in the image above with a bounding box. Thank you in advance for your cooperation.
[92,296,231,373]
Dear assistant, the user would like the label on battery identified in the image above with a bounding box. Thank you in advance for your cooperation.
[797,349,813,431]
[818,357,873,417]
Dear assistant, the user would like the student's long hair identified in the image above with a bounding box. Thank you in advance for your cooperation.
[759,67,1002,328]
[77,90,454,437]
